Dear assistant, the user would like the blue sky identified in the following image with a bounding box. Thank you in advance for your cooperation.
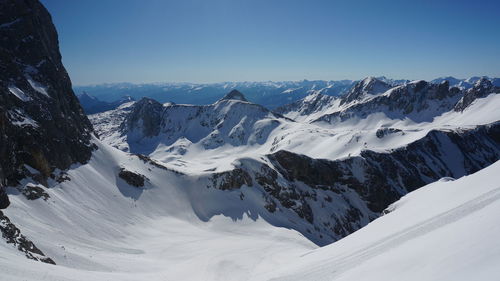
[41,0,500,85]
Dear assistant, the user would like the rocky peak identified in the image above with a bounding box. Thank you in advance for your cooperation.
[455,77,498,111]
[474,77,493,89]
[274,92,337,118]
[124,97,163,137]
[219,89,248,102]
[341,77,391,105]
[431,76,461,86]
[0,0,95,207]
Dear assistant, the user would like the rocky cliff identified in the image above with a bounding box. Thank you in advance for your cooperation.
[0,0,95,208]
[208,122,500,245]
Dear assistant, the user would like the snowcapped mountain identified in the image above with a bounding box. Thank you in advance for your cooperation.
[91,90,287,159]
[74,79,355,111]
[431,75,500,89]
[341,76,393,105]
[2,0,500,280]
[279,76,500,126]
[90,79,500,245]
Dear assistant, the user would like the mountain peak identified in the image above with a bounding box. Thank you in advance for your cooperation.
[359,76,377,86]
[341,77,391,104]
[474,77,492,88]
[220,89,248,102]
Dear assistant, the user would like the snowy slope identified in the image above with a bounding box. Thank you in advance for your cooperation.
[0,139,316,281]
[87,88,500,246]
[2,141,499,281]
[260,160,500,281]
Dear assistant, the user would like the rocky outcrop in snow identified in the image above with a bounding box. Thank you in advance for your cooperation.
[220,89,248,102]
[340,77,392,105]
[315,79,464,124]
[454,78,500,111]
[208,122,500,245]
[274,92,338,121]
[0,211,55,264]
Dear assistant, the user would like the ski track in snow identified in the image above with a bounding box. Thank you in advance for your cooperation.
[270,186,500,281]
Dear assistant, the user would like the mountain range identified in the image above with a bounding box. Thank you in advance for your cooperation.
[75,76,500,115]
[1,0,499,280]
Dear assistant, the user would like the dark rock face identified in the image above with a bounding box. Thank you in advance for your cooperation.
[0,190,8,209]
[124,98,163,137]
[119,169,146,187]
[210,122,500,245]
[375,127,402,138]
[0,210,55,264]
[271,121,499,211]
[21,183,49,201]
[133,153,184,175]
[220,89,248,102]
[317,80,464,124]
[0,0,95,197]
[209,168,253,191]
[341,77,392,105]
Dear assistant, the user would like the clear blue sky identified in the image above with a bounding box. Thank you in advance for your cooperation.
[41,0,500,85]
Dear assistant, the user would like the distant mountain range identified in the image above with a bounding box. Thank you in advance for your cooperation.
[77,92,134,114]
[75,76,500,114]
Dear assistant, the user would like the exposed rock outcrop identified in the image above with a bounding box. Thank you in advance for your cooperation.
[21,183,49,201]
[316,79,464,124]
[0,0,95,196]
[119,168,146,187]
[0,210,55,264]
[341,77,392,105]
[208,122,500,245]
[209,168,253,191]
[220,89,248,102]
[454,78,500,111]
[123,98,163,138]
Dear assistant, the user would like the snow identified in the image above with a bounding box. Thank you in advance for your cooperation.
[11,116,39,128]
[7,109,39,128]
[2,137,498,280]
[8,85,32,102]
[26,77,50,97]
[2,76,500,280]
[92,91,500,175]
[260,160,500,281]
[0,139,316,281]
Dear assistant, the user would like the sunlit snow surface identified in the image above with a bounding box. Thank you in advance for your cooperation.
[2,91,499,280]
[260,160,500,281]
[0,140,315,281]
[2,141,499,280]
[91,92,500,174]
